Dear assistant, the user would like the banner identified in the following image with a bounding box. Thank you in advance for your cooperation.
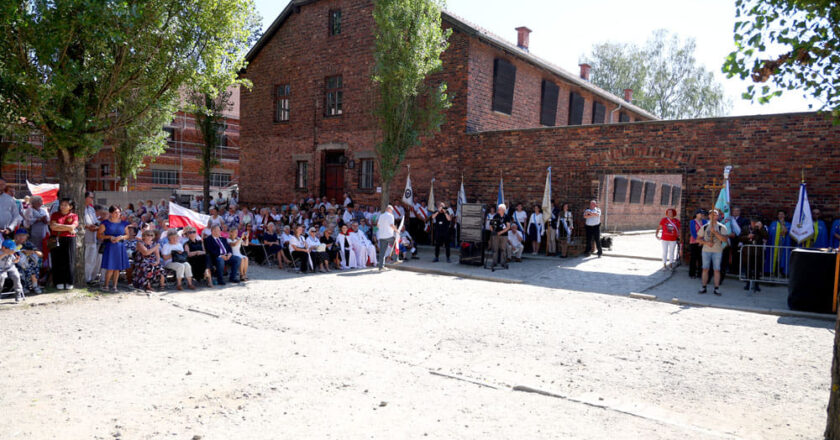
[790,183,814,243]
[169,203,211,233]
[428,178,436,210]
[541,167,551,223]
[26,180,59,205]
[456,178,467,224]
[497,177,505,208]
[402,173,413,206]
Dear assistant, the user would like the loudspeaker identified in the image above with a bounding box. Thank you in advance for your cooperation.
[788,248,837,314]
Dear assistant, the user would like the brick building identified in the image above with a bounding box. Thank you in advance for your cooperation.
[239,0,654,205]
[240,0,840,238]
[2,91,241,195]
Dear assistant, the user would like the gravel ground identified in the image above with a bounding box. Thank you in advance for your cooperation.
[0,264,833,439]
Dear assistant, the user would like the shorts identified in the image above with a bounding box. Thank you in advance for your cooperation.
[701,250,723,271]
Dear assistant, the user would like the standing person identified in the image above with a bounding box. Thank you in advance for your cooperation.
[82,191,100,284]
[805,208,830,248]
[557,203,574,258]
[583,200,602,258]
[655,208,681,271]
[431,202,452,263]
[765,210,791,277]
[23,195,50,252]
[49,198,78,290]
[740,218,768,293]
[376,205,398,270]
[698,209,729,296]
[527,204,544,256]
[688,209,708,278]
[831,214,840,249]
[511,204,528,238]
[546,201,558,256]
[488,204,511,271]
[98,206,130,292]
[0,178,23,236]
[725,206,749,276]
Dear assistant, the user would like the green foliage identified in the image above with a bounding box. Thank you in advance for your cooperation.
[583,30,731,120]
[372,0,452,205]
[191,90,232,212]
[113,100,176,189]
[722,0,839,116]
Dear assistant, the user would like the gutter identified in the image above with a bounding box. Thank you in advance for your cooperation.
[610,102,623,123]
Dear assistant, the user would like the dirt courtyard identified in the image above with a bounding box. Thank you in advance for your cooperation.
[0,265,833,439]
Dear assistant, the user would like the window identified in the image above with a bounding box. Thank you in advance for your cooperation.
[100,164,110,177]
[216,124,228,147]
[295,161,308,190]
[568,92,584,125]
[13,169,27,186]
[152,169,179,185]
[671,187,682,205]
[540,80,559,126]
[619,112,630,123]
[329,9,341,35]
[660,184,672,205]
[612,177,628,203]
[210,173,231,188]
[163,126,175,143]
[359,159,374,189]
[274,84,290,122]
[643,182,656,205]
[325,76,343,116]
[492,58,516,114]
[592,102,606,124]
[629,179,643,204]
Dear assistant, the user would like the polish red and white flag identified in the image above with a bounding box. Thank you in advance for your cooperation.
[169,203,210,233]
[26,180,59,204]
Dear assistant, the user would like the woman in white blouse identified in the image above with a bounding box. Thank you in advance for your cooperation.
[289,225,312,273]
[306,227,331,273]
[527,205,544,256]
[161,230,195,290]
[229,228,249,281]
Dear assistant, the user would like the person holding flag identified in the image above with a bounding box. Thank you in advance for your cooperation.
[541,167,555,256]
[376,205,399,271]
[789,181,814,246]
[764,210,791,277]
[831,215,840,249]
[804,208,830,248]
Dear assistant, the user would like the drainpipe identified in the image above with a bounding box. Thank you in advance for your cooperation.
[610,102,623,123]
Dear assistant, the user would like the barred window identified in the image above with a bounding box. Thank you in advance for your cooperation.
[152,169,179,185]
[359,159,374,189]
[275,84,290,122]
[295,161,308,190]
[325,76,343,116]
[329,9,341,36]
[210,173,231,187]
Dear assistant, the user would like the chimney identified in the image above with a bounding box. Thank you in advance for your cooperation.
[515,27,532,51]
[579,63,591,81]
[623,88,633,103]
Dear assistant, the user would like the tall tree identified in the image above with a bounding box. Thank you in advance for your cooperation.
[191,90,233,213]
[113,101,176,191]
[583,30,731,119]
[722,0,839,117]
[0,0,258,285]
[372,0,452,210]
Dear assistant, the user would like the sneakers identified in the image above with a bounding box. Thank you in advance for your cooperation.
[32,287,42,295]
[432,258,439,263]
[698,286,707,294]
[56,284,65,290]
[446,257,451,263]
[713,288,722,296]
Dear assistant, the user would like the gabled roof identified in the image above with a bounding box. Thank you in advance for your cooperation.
[244,0,658,120]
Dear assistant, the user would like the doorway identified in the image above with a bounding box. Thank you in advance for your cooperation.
[323,151,345,201]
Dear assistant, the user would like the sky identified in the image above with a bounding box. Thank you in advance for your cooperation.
[253,0,821,117]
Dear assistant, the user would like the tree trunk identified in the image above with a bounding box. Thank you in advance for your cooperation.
[826,316,840,439]
[202,152,211,213]
[57,150,87,288]
[379,177,391,212]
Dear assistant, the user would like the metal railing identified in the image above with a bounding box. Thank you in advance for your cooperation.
[739,244,796,285]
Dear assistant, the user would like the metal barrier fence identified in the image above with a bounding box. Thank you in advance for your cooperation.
[739,244,797,285]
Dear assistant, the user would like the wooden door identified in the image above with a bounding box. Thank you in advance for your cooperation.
[324,164,344,201]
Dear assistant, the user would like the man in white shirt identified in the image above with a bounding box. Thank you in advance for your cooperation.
[83,191,101,283]
[583,200,602,257]
[0,178,22,236]
[342,203,356,226]
[508,223,525,261]
[376,205,398,270]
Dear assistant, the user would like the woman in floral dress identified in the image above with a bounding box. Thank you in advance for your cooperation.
[132,229,165,291]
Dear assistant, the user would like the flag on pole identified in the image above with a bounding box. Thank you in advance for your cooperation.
[169,203,211,233]
[402,172,413,206]
[789,182,814,244]
[541,167,552,221]
[497,177,505,207]
[715,167,740,236]
[456,178,467,224]
[428,178,436,210]
[26,180,59,205]
[389,215,406,258]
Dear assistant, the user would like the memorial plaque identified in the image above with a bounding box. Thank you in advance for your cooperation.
[460,203,486,243]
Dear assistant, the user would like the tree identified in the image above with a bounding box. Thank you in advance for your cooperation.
[191,90,233,213]
[372,0,452,210]
[722,0,839,117]
[0,0,258,286]
[113,102,176,191]
[583,30,731,119]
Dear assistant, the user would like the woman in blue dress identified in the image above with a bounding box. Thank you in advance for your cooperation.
[98,206,131,292]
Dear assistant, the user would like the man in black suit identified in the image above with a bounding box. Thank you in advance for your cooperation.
[204,225,241,286]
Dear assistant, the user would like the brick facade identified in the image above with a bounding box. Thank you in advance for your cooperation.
[599,174,683,232]
[239,0,652,207]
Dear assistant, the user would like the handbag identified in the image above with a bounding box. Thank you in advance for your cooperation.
[171,250,188,263]
[46,234,59,251]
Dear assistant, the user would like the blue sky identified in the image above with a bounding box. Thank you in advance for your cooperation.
[253,0,821,117]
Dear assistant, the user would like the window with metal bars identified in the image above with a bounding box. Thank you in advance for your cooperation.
[152,169,179,185]
[329,9,341,36]
[274,84,290,122]
[295,161,308,190]
[210,173,231,188]
[325,76,343,116]
[359,159,374,189]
